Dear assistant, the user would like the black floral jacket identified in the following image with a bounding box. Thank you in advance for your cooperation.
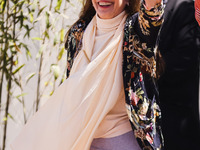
[65,2,164,150]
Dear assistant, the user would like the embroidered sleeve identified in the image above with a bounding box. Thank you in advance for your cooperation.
[122,1,165,149]
[65,20,85,78]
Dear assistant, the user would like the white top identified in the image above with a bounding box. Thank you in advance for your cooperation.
[93,11,132,138]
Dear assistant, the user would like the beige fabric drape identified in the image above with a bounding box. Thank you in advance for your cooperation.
[11,14,127,150]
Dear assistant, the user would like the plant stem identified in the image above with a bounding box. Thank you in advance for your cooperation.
[49,0,53,11]
[1,0,9,148]
[35,0,53,111]
[0,0,6,115]
[0,59,5,111]
[2,56,13,150]
[2,1,16,149]
[19,75,27,123]
[35,52,43,112]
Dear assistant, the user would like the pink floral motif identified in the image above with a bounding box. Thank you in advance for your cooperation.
[139,72,143,82]
[146,133,153,144]
[130,89,140,106]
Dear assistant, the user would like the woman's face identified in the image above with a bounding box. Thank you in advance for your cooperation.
[92,0,128,19]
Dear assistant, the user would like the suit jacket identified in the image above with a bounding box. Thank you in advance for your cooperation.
[158,0,200,149]
[65,2,165,150]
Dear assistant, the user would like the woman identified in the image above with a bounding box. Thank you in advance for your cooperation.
[11,0,164,150]
[195,0,200,25]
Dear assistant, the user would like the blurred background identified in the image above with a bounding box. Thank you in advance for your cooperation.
[0,0,81,149]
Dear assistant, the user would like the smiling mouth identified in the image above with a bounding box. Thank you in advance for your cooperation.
[98,2,112,7]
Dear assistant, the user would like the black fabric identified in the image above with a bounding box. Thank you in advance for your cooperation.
[123,12,164,149]
[157,0,200,149]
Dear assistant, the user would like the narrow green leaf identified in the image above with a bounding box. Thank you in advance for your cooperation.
[0,0,6,13]
[29,12,34,23]
[55,0,62,11]
[26,49,32,58]
[16,93,27,99]
[26,72,36,84]
[32,37,42,41]
[8,113,15,121]
[50,90,54,96]
[37,6,46,17]
[16,97,22,103]
[44,30,49,39]
[21,43,32,59]
[53,34,58,46]
[23,25,33,38]
[45,12,50,29]
[19,11,24,28]
[12,64,25,75]
[14,77,21,87]
[57,47,65,61]
[60,29,64,42]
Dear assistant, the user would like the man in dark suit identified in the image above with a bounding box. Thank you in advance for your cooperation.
[157,0,200,149]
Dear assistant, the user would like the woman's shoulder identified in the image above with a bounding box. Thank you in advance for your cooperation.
[124,13,139,35]
[71,20,86,32]
[65,19,87,51]
[65,17,93,46]
[125,13,139,25]
[68,16,94,35]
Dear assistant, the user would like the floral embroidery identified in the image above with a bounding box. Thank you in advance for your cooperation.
[122,2,164,149]
[65,1,164,150]
[129,88,140,106]
[65,19,88,78]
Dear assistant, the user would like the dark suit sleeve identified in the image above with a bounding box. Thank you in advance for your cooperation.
[159,1,199,83]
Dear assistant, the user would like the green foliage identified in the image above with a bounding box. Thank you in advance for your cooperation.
[55,0,63,12]
[50,64,60,80]
[57,47,65,61]
[12,64,25,75]
[0,0,80,149]
[0,0,7,13]
[25,72,36,84]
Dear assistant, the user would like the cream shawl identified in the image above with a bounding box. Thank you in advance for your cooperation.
[11,13,127,150]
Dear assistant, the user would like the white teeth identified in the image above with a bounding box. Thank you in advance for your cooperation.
[98,2,112,6]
